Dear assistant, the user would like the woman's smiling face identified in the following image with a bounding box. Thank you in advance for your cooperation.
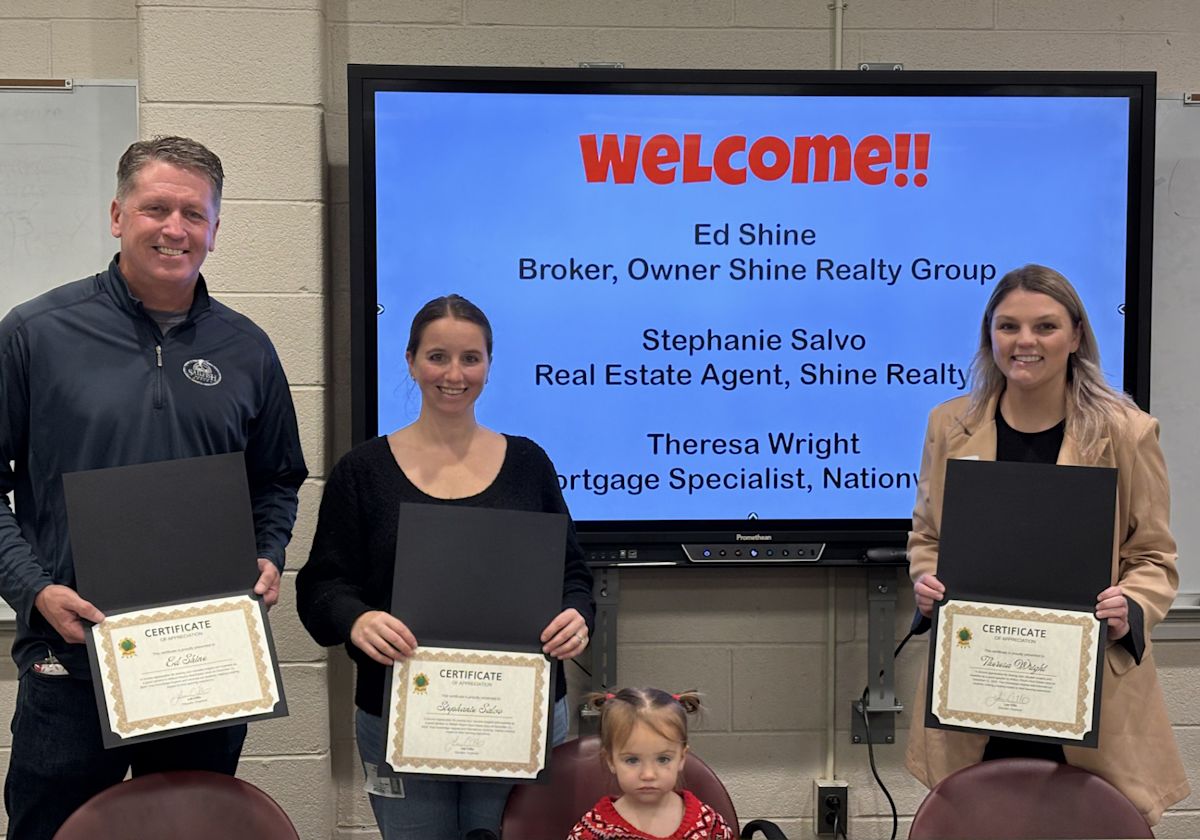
[406,316,490,415]
[990,288,1081,394]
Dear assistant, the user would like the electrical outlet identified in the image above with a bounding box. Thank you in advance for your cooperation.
[813,779,849,837]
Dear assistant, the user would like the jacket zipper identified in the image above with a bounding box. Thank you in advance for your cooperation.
[155,344,164,409]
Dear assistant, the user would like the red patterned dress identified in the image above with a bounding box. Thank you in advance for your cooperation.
[568,790,734,840]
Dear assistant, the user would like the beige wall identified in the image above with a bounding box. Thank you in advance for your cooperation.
[1,1,1198,838]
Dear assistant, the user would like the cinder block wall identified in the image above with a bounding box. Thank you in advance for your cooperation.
[2,2,1198,838]
[133,1,333,835]
[0,1,334,838]
[0,1,141,837]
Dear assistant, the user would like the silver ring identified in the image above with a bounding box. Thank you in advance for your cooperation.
[575,632,585,644]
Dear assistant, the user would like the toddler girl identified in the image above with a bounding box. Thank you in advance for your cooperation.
[568,688,733,840]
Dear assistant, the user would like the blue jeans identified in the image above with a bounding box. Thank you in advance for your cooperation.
[356,695,569,840]
[4,670,247,840]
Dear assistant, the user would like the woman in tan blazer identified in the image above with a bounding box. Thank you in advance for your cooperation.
[906,264,1189,825]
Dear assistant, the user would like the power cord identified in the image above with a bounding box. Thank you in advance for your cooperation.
[852,630,917,840]
[855,686,898,840]
[831,806,849,839]
[893,625,918,659]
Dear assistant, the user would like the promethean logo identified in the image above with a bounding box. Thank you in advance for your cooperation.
[736,534,773,542]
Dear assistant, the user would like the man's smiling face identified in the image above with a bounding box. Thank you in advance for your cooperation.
[110,159,220,298]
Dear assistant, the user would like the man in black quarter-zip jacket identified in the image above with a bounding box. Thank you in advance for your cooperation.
[0,136,308,840]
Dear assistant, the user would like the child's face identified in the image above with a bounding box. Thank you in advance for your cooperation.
[606,721,687,805]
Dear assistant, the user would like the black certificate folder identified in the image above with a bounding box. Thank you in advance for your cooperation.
[63,452,287,747]
[391,503,568,647]
[926,458,1116,748]
[388,503,567,784]
[937,459,1116,609]
[64,451,259,611]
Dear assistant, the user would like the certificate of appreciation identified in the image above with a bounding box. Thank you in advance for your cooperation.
[386,647,550,779]
[931,600,1101,740]
[91,594,281,740]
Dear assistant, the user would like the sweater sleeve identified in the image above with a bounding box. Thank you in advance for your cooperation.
[1117,595,1145,664]
[708,807,736,840]
[567,812,594,840]
[295,454,373,646]
[537,444,596,634]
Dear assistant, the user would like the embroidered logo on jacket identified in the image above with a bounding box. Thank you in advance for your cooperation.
[183,358,222,386]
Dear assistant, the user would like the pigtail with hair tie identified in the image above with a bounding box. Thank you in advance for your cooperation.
[672,689,703,715]
[583,690,616,712]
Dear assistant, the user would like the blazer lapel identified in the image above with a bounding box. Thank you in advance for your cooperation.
[945,396,998,462]
[947,395,1117,468]
[1057,415,1114,468]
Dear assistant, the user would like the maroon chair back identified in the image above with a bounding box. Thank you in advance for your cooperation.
[501,735,738,840]
[53,770,299,840]
[908,758,1153,840]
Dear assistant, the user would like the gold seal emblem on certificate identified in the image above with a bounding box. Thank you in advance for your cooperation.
[118,638,137,657]
[413,673,430,694]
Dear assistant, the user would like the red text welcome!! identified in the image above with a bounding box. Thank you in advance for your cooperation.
[579,132,931,187]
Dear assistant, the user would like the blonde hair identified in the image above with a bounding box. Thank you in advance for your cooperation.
[584,687,702,759]
[967,264,1134,456]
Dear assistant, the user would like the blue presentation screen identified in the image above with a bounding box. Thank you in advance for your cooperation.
[372,89,1130,523]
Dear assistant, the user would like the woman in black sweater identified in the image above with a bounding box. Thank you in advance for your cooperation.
[297,294,595,839]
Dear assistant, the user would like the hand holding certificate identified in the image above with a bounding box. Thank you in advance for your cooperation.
[926,459,1115,748]
[382,503,568,781]
[64,453,289,747]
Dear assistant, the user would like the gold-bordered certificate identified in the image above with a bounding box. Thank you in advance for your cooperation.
[931,599,1100,740]
[91,594,280,739]
[386,646,550,779]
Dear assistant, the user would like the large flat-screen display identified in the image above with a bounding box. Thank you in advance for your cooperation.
[348,66,1155,561]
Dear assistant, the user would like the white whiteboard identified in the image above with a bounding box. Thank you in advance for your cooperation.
[0,80,137,624]
[0,80,137,315]
[1151,95,1200,598]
